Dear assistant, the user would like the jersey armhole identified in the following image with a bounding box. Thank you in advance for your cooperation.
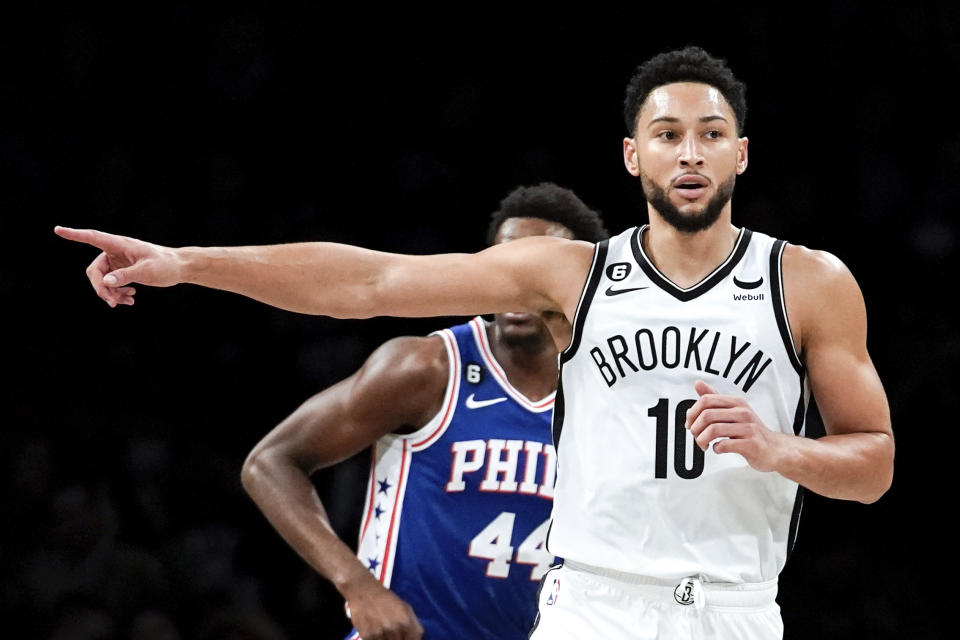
[769,240,804,375]
[401,329,460,451]
[559,239,609,363]
[771,240,810,438]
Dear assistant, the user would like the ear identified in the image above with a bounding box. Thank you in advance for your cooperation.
[623,137,641,177]
[736,136,749,175]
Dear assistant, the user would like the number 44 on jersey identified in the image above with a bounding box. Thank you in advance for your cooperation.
[469,513,554,581]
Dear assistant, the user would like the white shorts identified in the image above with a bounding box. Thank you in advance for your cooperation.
[529,561,783,640]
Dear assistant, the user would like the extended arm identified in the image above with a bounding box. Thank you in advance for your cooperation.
[686,247,893,503]
[54,226,592,323]
[240,335,448,640]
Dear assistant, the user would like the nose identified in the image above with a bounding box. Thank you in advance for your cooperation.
[678,133,704,167]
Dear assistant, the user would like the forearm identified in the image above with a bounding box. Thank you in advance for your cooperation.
[240,449,377,596]
[773,430,894,503]
[178,243,394,317]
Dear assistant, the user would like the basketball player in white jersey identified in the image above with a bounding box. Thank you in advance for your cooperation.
[240,183,606,640]
[58,46,893,639]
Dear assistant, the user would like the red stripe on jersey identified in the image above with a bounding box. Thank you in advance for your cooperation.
[411,329,460,448]
[471,317,554,410]
[379,439,409,583]
[357,446,378,546]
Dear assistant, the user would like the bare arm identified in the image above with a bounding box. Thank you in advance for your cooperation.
[686,247,893,504]
[54,226,593,324]
[774,246,894,502]
[240,335,448,640]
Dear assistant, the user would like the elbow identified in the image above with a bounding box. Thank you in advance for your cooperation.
[327,267,402,319]
[240,451,258,496]
[240,447,270,498]
[325,283,380,320]
[241,442,310,501]
[327,304,376,320]
[857,474,892,505]
[857,433,895,504]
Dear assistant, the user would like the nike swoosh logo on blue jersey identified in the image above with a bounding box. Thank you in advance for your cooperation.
[465,394,508,409]
[733,276,764,289]
[605,285,649,296]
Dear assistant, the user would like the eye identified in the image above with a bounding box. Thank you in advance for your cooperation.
[704,130,721,139]
[658,130,677,141]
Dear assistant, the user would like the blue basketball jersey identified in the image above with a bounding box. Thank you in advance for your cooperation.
[350,317,558,639]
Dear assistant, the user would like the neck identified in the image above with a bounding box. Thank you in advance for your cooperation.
[643,210,739,289]
[486,321,558,402]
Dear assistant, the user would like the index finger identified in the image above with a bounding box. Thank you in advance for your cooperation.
[694,379,718,396]
[684,391,743,427]
[54,226,129,253]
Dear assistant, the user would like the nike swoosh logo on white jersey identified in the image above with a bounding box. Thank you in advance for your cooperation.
[605,285,649,296]
[465,394,508,409]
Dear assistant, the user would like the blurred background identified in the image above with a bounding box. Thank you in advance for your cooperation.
[3,3,956,639]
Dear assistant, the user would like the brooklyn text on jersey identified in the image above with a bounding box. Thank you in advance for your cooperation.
[549,225,807,584]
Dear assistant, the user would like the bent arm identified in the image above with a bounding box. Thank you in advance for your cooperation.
[240,336,446,616]
[776,247,894,503]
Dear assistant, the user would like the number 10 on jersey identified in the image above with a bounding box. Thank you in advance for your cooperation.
[649,398,704,479]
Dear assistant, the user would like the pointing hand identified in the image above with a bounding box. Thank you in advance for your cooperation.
[55,226,183,307]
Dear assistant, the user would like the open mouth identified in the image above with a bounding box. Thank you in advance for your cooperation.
[673,175,708,200]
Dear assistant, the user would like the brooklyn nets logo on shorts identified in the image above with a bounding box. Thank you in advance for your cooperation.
[673,580,695,605]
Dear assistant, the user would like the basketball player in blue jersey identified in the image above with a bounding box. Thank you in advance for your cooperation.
[59,47,894,639]
[240,183,607,640]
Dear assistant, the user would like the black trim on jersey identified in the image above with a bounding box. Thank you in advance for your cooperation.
[786,485,804,562]
[552,241,607,459]
[769,239,804,375]
[552,368,567,454]
[630,225,754,301]
[560,239,609,364]
[777,237,808,437]
[792,379,807,436]
[528,559,564,638]
[786,363,808,562]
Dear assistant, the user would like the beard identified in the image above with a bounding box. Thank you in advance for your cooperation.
[640,172,736,233]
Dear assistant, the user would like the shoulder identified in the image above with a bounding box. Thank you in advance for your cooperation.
[782,244,861,301]
[358,334,449,390]
[481,236,598,321]
[781,244,866,350]
[343,333,452,434]
[488,235,596,267]
[782,243,848,276]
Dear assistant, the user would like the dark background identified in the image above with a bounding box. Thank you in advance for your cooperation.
[3,3,956,639]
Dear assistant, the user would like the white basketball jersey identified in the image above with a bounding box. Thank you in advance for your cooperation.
[547,225,808,584]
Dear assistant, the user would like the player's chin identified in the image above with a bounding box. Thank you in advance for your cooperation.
[496,311,541,326]
[496,313,550,341]
[673,195,710,212]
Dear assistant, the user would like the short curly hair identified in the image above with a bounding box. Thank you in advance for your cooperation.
[623,46,747,136]
[486,182,608,246]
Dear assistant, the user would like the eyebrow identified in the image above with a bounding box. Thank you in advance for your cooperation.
[647,115,729,127]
